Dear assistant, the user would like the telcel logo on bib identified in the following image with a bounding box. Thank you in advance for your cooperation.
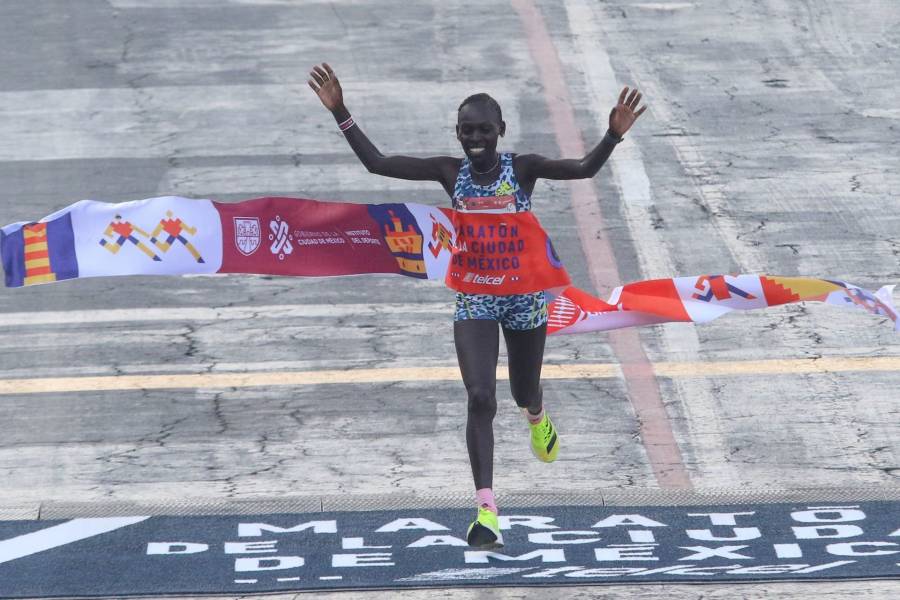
[463,273,506,285]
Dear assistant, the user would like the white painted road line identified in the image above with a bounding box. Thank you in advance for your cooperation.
[160,164,444,196]
[514,0,690,488]
[0,82,525,162]
[563,0,741,487]
[0,302,452,327]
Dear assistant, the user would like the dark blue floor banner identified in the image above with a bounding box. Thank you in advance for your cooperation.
[1,502,898,597]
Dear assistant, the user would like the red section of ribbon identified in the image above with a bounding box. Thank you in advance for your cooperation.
[547,286,610,333]
[547,284,687,335]
[216,197,401,276]
[759,275,804,305]
[618,279,692,321]
[443,210,570,295]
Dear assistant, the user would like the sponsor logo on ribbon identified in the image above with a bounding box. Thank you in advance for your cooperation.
[234,217,261,256]
[269,216,294,261]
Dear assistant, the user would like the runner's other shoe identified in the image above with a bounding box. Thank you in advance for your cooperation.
[466,506,503,549]
[529,412,559,462]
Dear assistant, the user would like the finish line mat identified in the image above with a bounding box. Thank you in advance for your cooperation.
[2,502,899,597]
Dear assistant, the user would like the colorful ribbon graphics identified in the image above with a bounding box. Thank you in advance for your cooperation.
[2,195,897,334]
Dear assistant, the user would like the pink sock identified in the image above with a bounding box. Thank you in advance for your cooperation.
[523,406,544,424]
[475,488,497,513]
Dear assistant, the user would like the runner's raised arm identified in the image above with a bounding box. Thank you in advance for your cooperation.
[514,86,646,193]
[308,63,458,194]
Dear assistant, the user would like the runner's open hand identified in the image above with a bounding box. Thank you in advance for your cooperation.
[608,86,647,138]
[308,63,343,112]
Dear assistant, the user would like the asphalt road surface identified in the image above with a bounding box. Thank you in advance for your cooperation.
[1,0,898,598]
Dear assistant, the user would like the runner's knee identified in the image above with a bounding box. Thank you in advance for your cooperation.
[466,386,497,418]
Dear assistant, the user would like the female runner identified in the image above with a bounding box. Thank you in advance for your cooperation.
[309,63,645,548]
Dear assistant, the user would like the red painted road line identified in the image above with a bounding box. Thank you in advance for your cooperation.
[511,0,692,488]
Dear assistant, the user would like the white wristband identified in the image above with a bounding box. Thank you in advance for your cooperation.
[338,116,356,132]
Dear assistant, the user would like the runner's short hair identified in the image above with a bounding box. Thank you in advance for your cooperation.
[458,93,502,122]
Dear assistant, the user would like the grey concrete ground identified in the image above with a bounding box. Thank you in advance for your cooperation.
[176,581,900,600]
[1,0,899,598]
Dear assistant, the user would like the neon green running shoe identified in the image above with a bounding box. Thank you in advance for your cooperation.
[529,412,559,462]
[466,506,503,549]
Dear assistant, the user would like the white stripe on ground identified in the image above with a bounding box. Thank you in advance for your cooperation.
[563,0,741,486]
[512,0,691,488]
[3,356,897,395]
[0,517,149,565]
[107,0,317,6]
[159,164,441,197]
[0,302,451,327]
[633,2,697,9]
[0,82,523,162]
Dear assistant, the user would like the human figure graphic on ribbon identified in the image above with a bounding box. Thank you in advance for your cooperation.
[149,210,205,263]
[99,214,161,262]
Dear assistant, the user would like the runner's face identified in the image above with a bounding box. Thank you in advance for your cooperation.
[456,102,505,164]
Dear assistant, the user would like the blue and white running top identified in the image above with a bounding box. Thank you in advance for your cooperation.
[452,153,532,213]
[451,153,548,330]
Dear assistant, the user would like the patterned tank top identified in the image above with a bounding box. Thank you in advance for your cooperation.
[451,153,531,213]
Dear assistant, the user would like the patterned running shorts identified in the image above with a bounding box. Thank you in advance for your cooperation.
[454,291,549,330]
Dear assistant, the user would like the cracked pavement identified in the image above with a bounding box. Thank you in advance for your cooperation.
[0,0,899,598]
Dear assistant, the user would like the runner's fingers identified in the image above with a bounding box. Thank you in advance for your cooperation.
[631,92,643,108]
[323,62,336,78]
[307,79,319,93]
[313,65,330,83]
[635,105,647,118]
[626,88,638,106]
[310,70,328,87]
[618,86,628,104]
